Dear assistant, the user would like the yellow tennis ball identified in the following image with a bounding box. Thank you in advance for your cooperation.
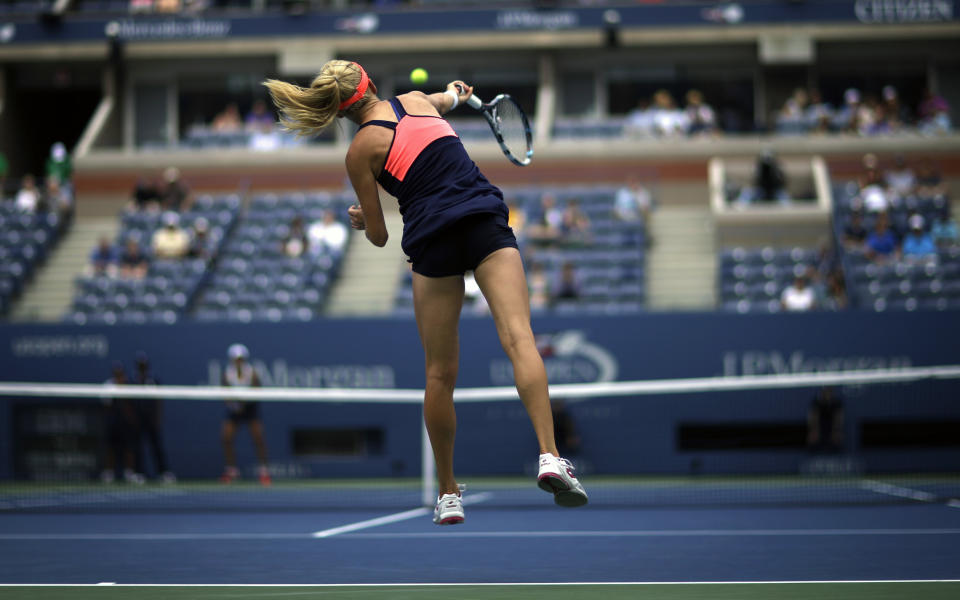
[410,68,428,85]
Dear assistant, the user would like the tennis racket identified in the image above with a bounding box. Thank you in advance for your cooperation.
[458,86,533,167]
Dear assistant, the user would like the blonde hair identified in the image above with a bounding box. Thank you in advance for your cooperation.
[263,60,374,138]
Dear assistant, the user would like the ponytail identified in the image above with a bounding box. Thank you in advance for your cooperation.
[263,60,374,138]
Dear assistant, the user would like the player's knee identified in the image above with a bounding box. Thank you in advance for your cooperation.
[425,361,458,389]
[497,322,535,358]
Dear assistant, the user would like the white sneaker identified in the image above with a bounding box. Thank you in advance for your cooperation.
[123,469,146,485]
[433,485,465,525]
[537,454,588,507]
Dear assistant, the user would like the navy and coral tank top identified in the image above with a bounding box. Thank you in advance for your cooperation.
[358,96,507,261]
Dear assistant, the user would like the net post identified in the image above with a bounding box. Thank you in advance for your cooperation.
[421,410,435,507]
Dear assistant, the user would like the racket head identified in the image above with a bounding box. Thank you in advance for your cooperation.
[486,94,534,167]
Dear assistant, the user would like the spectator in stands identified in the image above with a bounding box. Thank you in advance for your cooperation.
[624,97,655,138]
[528,261,550,311]
[154,0,182,13]
[307,210,349,257]
[858,153,886,190]
[838,88,876,135]
[281,215,309,257]
[101,361,144,485]
[931,205,959,248]
[650,89,687,137]
[777,88,808,132]
[743,149,789,203]
[159,167,190,212]
[119,237,149,280]
[865,211,898,263]
[552,261,582,304]
[88,236,119,278]
[152,211,190,259]
[0,151,8,195]
[245,99,276,134]
[684,89,717,136]
[131,351,176,483]
[918,88,951,135]
[884,155,916,199]
[861,185,890,214]
[44,178,74,230]
[879,86,911,133]
[220,343,271,486]
[45,142,72,186]
[560,199,591,245]
[212,102,243,133]
[804,89,833,134]
[506,199,527,242]
[187,217,212,260]
[614,174,652,224]
[901,214,937,265]
[808,387,844,454]
[15,174,40,213]
[842,210,868,252]
[823,270,848,311]
[130,175,161,212]
[914,158,947,198]
[527,193,563,244]
[780,272,816,312]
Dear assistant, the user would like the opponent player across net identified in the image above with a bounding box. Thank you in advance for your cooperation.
[264,61,585,525]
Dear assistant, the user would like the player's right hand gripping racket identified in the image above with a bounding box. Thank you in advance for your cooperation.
[458,86,534,167]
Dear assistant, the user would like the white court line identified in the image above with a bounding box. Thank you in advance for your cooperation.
[1,580,959,587]
[311,492,494,538]
[3,527,959,541]
[861,480,939,503]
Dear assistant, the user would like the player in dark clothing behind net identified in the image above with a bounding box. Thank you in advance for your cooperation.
[131,351,175,483]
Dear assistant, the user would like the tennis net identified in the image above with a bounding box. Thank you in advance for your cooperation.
[1,365,958,512]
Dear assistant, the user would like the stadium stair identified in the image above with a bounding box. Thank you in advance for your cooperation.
[325,210,406,316]
[646,206,717,310]
[10,218,117,322]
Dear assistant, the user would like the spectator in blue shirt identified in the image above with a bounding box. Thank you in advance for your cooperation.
[901,214,937,264]
[931,206,958,248]
[865,212,898,263]
[88,236,118,278]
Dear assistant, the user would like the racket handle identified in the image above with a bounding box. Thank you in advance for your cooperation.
[454,84,483,110]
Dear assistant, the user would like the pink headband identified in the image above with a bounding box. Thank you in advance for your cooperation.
[338,63,369,111]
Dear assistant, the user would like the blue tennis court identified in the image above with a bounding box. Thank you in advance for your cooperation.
[2,486,959,594]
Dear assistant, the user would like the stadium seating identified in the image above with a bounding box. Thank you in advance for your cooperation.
[67,190,356,324]
[0,203,64,318]
[833,182,960,312]
[718,246,821,313]
[392,185,647,316]
[191,190,351,322]
[66,194,241,324]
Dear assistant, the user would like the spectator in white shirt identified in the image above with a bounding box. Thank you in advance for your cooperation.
[15,174,40,213]
[151,211,190,259]
[307,210,349,257]
[781,274,817,312]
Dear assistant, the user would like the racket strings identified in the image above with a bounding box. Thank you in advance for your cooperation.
[494,99,531,162]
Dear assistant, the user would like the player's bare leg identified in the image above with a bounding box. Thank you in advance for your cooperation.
[411,272,464,496]
[474,247,559,457]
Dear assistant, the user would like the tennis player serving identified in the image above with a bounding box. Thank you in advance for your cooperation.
[265,60,587,525]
